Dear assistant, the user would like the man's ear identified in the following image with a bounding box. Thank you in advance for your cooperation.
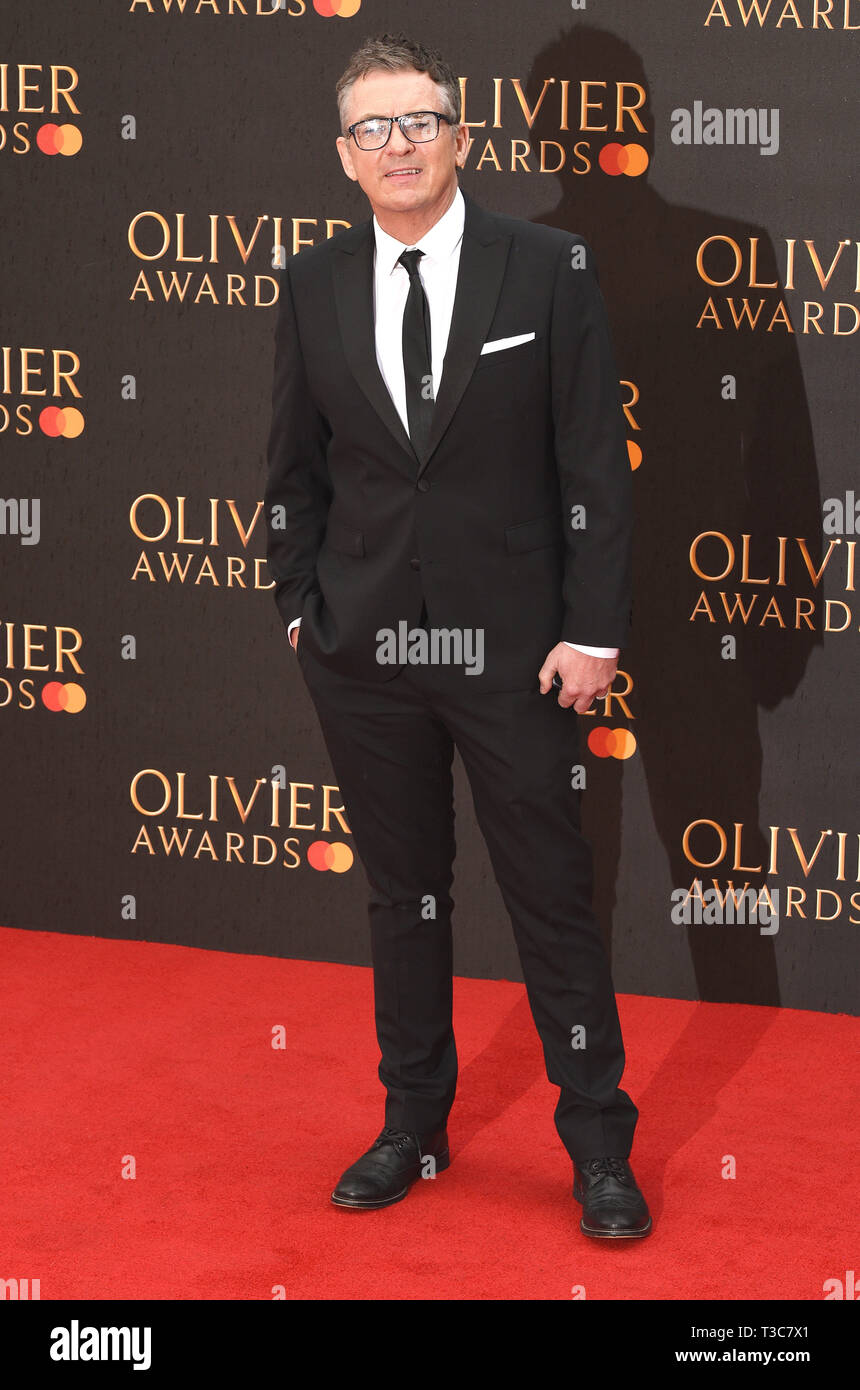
[453,123,469,169]
[336,136,358,182]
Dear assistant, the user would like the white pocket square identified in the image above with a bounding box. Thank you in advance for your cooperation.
[480,331,536,355]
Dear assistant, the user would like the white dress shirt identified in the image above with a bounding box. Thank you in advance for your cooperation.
[288,183,617,660]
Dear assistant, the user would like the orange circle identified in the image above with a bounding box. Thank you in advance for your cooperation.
[627,439,642,470]
[312,0,338,12]
[57,125,82,156]
[42,682,67,711]
[61,407,85,438]
[612,729,637,760]
[623,143,649,177]
[62,683,87,713]
[328,842,354,872]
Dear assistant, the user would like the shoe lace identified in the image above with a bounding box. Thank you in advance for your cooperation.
[378,1126,420,1157]
[582,1157,632,1184]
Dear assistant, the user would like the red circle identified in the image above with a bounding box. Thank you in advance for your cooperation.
[307,840,333,870]
[599,143,623,176]
[37,124,60,155]
[587,726,614,757]
[42,682,67,712]
[40,406,64,436]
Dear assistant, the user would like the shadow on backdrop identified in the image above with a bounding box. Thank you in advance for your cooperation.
[525,24,821,1010]
[458,23,821,1167]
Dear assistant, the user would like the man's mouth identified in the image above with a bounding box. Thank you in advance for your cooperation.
[385,167,422,179]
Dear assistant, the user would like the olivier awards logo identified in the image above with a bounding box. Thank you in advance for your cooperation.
[696,234,859,336]
[1,344,85,439]
[129,494,275,591]
[128,0,362,17]
[458,75,649,179]
[621,378,643,471]
[703,1,859,29]
[129,767,354,872]
[0,618,86,714]
[681,818,860,927]
[583,670,637,762]
[689,531,858,636]
[0,63,81,158]
[127,212,351,306]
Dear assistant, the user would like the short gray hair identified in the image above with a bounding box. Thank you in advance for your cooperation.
[336,32,461,136]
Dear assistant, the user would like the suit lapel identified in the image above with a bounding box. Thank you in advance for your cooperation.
[331,188,512,474]
[419,193,511,475]
[332,223,415,461]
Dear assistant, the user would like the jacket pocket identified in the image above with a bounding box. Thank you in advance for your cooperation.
[324,519,365,557]
[473,334,538,375]
[504,514,559,555]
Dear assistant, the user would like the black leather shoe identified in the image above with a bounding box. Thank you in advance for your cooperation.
[331,1126,450,1209]
[573,1157,652,1238]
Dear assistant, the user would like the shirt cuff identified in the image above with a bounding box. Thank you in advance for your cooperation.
[563,641,619,658]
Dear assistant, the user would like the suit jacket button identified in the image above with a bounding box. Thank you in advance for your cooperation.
[409,557,421,570]
[417,479,430,492]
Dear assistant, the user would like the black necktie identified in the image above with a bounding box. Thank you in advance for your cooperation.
[398,248,434,459]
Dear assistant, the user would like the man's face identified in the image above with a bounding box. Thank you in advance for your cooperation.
[336,68,468,221]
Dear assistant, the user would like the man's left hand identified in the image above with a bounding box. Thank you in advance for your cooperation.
[538,644,616,712]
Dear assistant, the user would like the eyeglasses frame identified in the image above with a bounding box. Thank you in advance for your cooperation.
[345,110,456,151]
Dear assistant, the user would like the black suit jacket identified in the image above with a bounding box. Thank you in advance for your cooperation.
[264,187,632,691]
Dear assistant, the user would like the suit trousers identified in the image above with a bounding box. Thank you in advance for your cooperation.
[295,620,638,1166]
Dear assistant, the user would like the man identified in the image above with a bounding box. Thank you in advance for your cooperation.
[265,32,650,1239]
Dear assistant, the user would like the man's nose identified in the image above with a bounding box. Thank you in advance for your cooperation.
[387,123,416,154]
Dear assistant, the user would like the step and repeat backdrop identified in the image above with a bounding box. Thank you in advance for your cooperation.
[2,1,857,1013]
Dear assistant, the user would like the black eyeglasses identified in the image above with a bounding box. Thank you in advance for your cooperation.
[346,110,454,151]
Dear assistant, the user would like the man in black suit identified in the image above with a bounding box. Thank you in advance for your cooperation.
[265,32,650,1239]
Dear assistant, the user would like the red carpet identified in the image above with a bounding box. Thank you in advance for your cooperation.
[0,925,855,1300]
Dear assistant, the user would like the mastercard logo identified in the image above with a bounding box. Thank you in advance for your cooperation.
[312,0,362,15]
[627,440,642,470]
[599,143,649,177]
[39,406,85,438]
[42,681,86,713]
[36,125,83,157]
[307,839,353,872]
[588,726,636,759]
